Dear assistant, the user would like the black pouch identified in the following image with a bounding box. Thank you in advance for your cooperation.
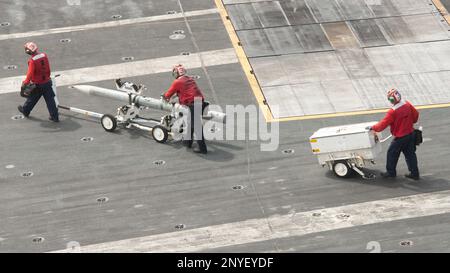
[20,83,37,98]
[414,129,423,146]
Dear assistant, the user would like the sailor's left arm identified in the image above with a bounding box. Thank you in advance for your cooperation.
[23,59,34,86]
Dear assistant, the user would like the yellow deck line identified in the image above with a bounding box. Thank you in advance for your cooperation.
[273,103,450,122]
[215,0,450,123]
[214,0,273,122]
[273,108,390,122]
[432,0,450,25]
[416,102,450,110]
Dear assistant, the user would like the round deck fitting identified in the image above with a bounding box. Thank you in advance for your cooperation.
[282,149,295,154]
[170,30,186,40]
[81,137,94,142]
[153,160,166,166]
[399,240,414,247]
[97,197,109,203]
[32,237,45,243]
[232,185,245,191]
[336,213,351,219]
[11,115,24,120]
[21,171,34,178]
[3,65,17,70]
[175,224,185,230]
[121,56,134,61]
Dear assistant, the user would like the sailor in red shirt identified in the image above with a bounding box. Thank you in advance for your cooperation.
[18,42,59,122]
[369,89,420,180]
[163,64,207,154]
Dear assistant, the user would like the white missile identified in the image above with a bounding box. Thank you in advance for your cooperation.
[70,84,226,123]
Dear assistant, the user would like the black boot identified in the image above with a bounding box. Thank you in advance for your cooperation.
[404,173,420,180]
[380,172,396,179]
[193,146,207,154]
[49,116,59,122]
[18,105,29,117]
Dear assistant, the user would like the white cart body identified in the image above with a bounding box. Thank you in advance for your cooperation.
[310,121,384,178]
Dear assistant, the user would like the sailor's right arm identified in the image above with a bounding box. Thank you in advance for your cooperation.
[163,80,180,100]
[372,110,394,132]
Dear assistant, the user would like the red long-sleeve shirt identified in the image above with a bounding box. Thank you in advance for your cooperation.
[372,101,419,138]
[23,52,51,85]
[163,76,204,105]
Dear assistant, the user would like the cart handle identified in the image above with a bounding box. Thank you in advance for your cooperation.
[379,134,392,143]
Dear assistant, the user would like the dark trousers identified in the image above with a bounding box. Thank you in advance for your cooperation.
[183,104,207,153]
[22,80,58,120]
[386,132,419,177]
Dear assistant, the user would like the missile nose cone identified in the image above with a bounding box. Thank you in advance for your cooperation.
[71,85,92,94]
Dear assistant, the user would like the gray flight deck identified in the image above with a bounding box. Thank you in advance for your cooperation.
[226,0,450,118]
[0,0,450,253]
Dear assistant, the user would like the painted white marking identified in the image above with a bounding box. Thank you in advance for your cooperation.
[134,204,144,209]
[5,165,15,169]
[0,48,237,94]
[423,137,432,143]
[32,53,45,61]
[51,190,450,253]
[0,9,218,41]
[66,0,81,6]
[66,241,82,253]
[366,241,381,253]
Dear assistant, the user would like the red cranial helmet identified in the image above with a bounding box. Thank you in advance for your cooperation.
[24,42,38,54]
[387,88,401,105]
[172,64,186,79]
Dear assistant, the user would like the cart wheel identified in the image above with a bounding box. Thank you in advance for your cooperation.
[152,125,169,143]
[333,161,353,178]
[101,114,117,132]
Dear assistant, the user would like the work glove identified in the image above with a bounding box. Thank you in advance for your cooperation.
[365,126,372,131]
[161,93,168,101]
[20,83,36,98]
